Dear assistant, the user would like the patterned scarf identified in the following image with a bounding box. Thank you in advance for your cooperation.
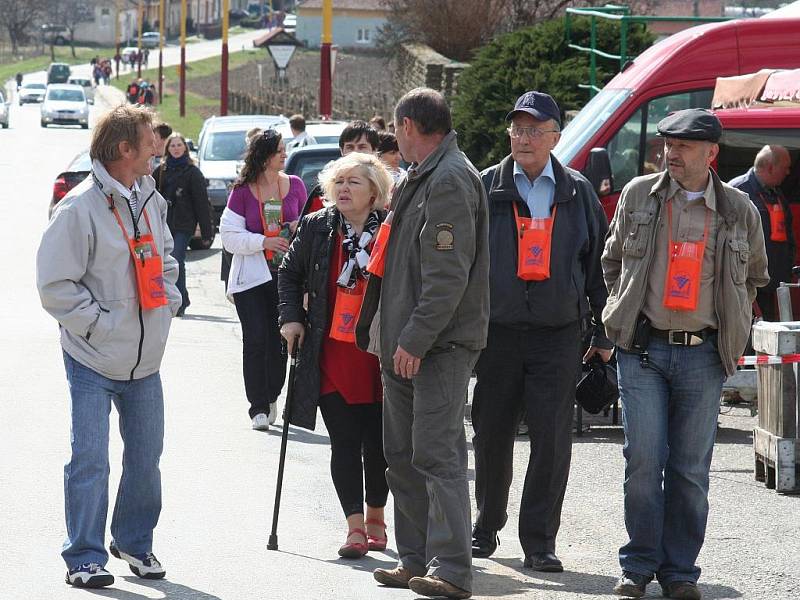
[337,211,380,288]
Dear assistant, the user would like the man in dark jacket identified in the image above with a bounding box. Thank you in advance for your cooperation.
[357,88,489,599]
[729,145,793,321]
[470,91,612,572]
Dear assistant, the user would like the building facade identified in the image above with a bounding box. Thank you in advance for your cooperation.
[296,0,388,49]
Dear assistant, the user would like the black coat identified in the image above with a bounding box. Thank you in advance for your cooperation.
[480,154,611,347]
[154,161,214,239]
[729,168,795,292]
[277,206,387,430]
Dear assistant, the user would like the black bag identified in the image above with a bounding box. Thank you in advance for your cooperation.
[576,355,619,414]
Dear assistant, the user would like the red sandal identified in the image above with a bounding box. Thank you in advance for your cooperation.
[366,518,388,551]
[338,527,368,558]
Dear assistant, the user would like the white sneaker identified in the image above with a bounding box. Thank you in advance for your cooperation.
[109,541,165,579]
[65,563,114,588]
[269,401,278,425]
[252,413,269,431]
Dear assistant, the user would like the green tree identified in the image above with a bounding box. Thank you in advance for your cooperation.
[452,18,653,170]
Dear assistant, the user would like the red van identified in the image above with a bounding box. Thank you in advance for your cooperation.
[552,16,800,220]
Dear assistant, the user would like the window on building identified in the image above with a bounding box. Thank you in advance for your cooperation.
[357,28,371,43]
[100,8,110,16]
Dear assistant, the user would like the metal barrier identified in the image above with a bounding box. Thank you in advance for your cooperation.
[751,320,800,492]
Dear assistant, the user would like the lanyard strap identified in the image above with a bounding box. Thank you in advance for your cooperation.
[512,201,558,234]
[109,197,154,242]
[666,199,710,250]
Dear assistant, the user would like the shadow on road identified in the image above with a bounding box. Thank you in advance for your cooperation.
[81,576,222,599]
[278,548,397,573]
[180,313,239,324]
[257,424,331,446]
[482,559,742,599]
[186,248,221,262]
[715,426,753,445]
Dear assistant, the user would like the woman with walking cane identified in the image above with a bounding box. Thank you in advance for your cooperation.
[277,153,393,559]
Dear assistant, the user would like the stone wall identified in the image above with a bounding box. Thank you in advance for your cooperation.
[393,43,468,101]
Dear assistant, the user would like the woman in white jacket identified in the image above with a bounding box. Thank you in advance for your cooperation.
[220,130,307,430]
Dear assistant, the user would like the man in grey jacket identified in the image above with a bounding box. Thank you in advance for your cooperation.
[358,88,489,599]
[37,105,181,589]
[602,109,768,600]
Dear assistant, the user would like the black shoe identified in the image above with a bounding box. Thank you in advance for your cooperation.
[661,581,701,600]
[613,571,652,598]
[523,552,563,572]
[471,526,498,558]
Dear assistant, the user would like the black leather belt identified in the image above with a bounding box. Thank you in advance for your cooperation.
[651,328,715,346]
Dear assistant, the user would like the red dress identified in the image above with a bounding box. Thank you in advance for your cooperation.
[319,233,383,404]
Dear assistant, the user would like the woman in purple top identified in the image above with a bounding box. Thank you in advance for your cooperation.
[221,129,307,430]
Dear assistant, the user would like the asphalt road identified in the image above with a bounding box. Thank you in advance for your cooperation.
[0,52,798,600]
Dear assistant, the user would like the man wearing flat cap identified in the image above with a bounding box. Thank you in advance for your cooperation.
[470,91,612,572]
[602,108,768,600]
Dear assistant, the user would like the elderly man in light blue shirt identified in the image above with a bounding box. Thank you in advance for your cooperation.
[513,157,556,218]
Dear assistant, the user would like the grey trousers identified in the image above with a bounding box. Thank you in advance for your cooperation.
[381,344,479,593]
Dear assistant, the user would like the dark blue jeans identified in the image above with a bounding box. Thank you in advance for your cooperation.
[171,230,191,309]
[617,335,725,585]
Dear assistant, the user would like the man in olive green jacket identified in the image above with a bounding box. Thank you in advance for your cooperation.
[357,88,489,600]
[602,109,768,600]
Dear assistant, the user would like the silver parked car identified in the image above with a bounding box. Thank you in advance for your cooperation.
[41,84,89,129]
[19,82,46,104]
[67,77,94,104]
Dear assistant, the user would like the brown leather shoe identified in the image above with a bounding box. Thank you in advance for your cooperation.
[408,575,471,599]
[373,566,414,588]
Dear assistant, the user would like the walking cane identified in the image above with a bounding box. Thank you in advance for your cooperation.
[267,337,299,551]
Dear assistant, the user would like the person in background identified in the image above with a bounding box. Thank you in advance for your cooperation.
[470,91,612,573]
[220,130,307,431]
[279,153,393,559]
[358,88,489,600]
[603,109,769,600]
[376,131,406,185]
[152,122,172,172]
[301,120,380,216]
[370,115,386,131]
[153,132,215,317]
[729,145,793,321]
[36,104,180,589]
[286,114,317,151]
[387,120,395,133]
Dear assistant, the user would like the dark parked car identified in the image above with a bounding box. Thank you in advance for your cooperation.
[47,62,71,84]
[284,143,341,194]
[50,150,214,249]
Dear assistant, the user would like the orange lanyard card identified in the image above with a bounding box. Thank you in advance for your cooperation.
[329,242,365,343]
[662,201,710,312]
[110,203,168,311]
[767,201,787,242]
[514,202,557,281]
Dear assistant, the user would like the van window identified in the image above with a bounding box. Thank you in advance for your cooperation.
[605,89,713,191]
[717,128,800,197]
[202,130,248,161]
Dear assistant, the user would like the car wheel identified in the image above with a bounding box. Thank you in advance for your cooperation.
[1,122,7,129]
[41,121,47,128]
[81,124,88,129]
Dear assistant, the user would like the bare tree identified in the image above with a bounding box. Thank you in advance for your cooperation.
[0,0,41,54]
[44,0,95,58]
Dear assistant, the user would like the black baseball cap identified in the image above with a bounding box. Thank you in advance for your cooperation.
[657,108,722,143]
[506,91,561,127]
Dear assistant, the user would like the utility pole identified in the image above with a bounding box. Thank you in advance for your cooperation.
[180,0,187,116]
[137,0,144,78]
[158,0,165,104]
[115,0,122,80]
[221,0,230,115]
[319,0,332,118]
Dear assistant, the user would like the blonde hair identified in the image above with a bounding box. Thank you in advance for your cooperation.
[90,104,153,163]
[318,153,393,211]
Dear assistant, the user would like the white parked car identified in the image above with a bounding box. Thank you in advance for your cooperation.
[196,114,289,222]
[141,32,161,48]
[19,81,46,104]
[41,84,89,129]
[67,77,94,104]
